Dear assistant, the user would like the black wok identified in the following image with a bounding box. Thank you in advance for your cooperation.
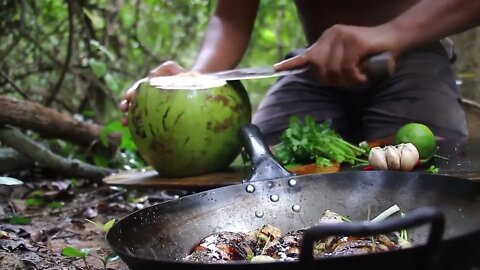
[107,125,480,270]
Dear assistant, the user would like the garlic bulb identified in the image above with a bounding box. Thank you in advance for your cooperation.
[368,147,388,170]
[385,146,401,170]
[368,143,420,171]
[398,143,420,171]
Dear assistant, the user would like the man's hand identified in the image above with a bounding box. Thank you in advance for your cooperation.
[119,61,185,125]
[274,24,400,87]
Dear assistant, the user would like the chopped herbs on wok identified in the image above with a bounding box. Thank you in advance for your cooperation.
[273,115,369,167]
[184,206,411,263]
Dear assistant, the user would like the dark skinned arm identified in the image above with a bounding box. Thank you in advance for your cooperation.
[191,0,260,73]
[275,0,480,86]
[121,0,259,115]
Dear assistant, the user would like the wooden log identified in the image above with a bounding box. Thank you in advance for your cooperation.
[0,95,120,148]
[0,127,113,181]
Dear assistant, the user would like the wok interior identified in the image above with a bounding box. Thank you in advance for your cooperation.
[107,171,480,261]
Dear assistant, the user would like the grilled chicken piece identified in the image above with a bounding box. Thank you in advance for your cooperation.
[317,234,398,257]
[248,224,282,254]
[313,210,405,257]
[259,210,344,261]
[262,229,304,261]
[184,232,255,263]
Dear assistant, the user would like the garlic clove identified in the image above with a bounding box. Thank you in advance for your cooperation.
[368,147,388,170]
[385,146,401,170]
[398,143,420,171]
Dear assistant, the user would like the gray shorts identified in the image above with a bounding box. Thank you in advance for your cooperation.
[252,42,468,145]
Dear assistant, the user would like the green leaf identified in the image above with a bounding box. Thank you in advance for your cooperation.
[89,40,116,61]
[62,246,87,257]
[81,110,95,118]
[105,73,120,92]
[85,218,102,229]
[119,5,135,27]
[8,215,31,225]
[0,177,23,186]
[100,121,136,150]
[70,179,78,190]
[48,201,65,209]
[89,58,107,78]
[102,219,116,232]
[427,165,439,174]
[94,154,110,168]
[26,198,43,207]
[82,8,105,29]
[28,190,45,198]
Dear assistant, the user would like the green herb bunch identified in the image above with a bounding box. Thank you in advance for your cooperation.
[273,115,369,167]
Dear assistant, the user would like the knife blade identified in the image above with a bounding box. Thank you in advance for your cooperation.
[137,52,394,89]
[203,66,309,81]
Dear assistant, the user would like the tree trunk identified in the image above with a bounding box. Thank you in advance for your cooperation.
[0,95,120,148]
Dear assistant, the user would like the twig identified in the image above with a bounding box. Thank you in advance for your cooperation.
[0,126,114,181]
[45,0,75,106]
[0,70,30,100]
[0,66,55,87]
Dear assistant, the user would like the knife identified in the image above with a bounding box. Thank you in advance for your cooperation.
[203,51,395,81]
[135,52,395,90]
[203,66,309,81]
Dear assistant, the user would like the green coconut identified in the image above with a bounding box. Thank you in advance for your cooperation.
[128,75,251,177]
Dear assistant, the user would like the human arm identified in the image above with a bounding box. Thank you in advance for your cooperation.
[120,0,259,115]
[191,0,260,72]
[274,0,480,86]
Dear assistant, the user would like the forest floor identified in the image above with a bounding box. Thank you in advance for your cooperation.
[0,176,187,269]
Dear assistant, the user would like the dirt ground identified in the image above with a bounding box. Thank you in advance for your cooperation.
[0,177,187,269]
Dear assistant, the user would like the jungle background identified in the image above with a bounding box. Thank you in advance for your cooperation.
[0,0,480,269]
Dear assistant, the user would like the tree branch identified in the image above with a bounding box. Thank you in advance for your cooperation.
[0,70,30,100]
[0,95,120,148]
[44,0,75,106]
[0,126,113,181]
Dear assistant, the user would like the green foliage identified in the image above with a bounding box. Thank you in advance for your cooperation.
[62,246,89,257]
[48,201,65,209]
[98,120,144,169]
[85,218,116,233]
[100,121,136,150]
[8,215,31,225]
[26,198,43,207]
[273,115,368,166]
[2,0,304,117]
[427,165,440,174]
[1,0,305,170]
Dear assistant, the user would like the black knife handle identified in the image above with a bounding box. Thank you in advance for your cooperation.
[360,51,396,79]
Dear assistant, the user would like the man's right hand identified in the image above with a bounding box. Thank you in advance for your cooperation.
[120,61,185,125]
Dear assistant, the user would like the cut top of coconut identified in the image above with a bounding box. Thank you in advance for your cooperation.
[149,74,227,90]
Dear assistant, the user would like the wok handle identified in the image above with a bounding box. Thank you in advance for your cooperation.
[238,124,293,182]
[299,207,445,268]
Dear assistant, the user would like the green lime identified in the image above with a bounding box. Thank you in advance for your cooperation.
[395,123,437,160]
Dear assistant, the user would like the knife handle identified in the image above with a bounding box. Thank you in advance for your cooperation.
[360,51,396,79]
